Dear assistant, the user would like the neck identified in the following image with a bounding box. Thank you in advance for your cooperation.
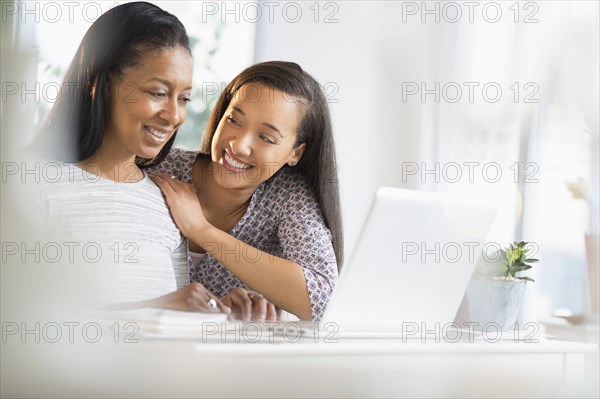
[194,156,254,217]
[78,146,142,183]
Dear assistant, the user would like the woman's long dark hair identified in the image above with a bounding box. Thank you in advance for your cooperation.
[32,1,190,165]
[202,61,344,269]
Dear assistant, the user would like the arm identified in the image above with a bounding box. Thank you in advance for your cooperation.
[196,224,312,320]
[171,235,190,289]
[149,173,316,320]
[105,211,229,313]
[150,230,277,320]
[104,281,231,314]
[277,204,339,321]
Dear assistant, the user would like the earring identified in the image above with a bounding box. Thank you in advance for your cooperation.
[289,161,297,166]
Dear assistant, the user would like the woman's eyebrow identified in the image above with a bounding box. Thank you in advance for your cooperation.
[144,77,192,91]
[232,106,246,116]
[263,123,283,138]
[232,106,284,138]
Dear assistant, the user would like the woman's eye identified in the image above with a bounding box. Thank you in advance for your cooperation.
[179,97,191,104]
[151,92,167,99]
[259,135,276,144]
[226,116,241,126]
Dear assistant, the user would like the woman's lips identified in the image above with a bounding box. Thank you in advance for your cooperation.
[222,151,253,172]
[145,126,171,145]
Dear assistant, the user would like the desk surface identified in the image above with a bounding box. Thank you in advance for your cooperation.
[2,335,597,398]
[188,336,597,356]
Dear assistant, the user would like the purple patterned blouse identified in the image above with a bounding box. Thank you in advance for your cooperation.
[149,148,338,320]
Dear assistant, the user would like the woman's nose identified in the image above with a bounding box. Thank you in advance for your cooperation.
[159,97,183,127]
[230,132,252,156]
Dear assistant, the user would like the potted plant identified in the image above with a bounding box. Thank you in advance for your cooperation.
[455,241,538,332]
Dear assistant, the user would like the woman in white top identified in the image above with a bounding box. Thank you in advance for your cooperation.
[30,2,268,317]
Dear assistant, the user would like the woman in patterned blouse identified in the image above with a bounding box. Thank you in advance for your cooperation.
[150,61,343,321]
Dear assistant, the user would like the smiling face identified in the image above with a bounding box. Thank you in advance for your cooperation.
[102,46,193,163]
[209,83,306,190]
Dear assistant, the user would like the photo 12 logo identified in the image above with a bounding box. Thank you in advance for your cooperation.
[2,241,140,265]
[1,80,81,105]
[401,162,539,185]
[401,82,539,104]
[198,321,340,343]
[2,1,120,24]
[199,81,340,104]
[1,78,341,109]
[200,1,341,24]
[2,161,149,184]
[1,321,139,344]
[400,2,540,24]
[401,321,540,343]
[400,241,540,265]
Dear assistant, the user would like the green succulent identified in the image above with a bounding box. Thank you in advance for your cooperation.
[501,241,538,282]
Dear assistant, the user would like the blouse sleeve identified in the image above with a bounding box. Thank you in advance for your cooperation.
[277,175,338,321]
[146,147,196,184]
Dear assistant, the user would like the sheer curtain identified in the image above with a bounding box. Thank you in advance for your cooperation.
[518,3,599,318]
[434,2,600,320]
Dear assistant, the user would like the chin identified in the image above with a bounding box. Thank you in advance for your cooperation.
[215,174,263,191]
[138,147,163,160]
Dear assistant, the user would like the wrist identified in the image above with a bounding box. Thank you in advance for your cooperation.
[190,223,219,248]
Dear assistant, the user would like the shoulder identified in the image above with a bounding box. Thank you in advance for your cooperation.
[263,167,319,211]
[159,147,198,168]
[266,167,313,195]
[147,147,199,183]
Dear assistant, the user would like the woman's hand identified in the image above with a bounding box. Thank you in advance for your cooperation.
[221,287,278,322]
[145,282,231,314]
[149,174,210,238]
[105,282,231,314]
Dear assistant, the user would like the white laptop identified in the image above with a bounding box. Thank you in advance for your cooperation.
[318,186,499,338]
[101,187,498,341]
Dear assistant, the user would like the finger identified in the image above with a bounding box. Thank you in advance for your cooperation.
[149,174,178,195]
[223,296,242,320]
[187,282,225,314]
[201,295,225,314]
[251,295,267,322]
[265,302,277,322]
[236,292,253,321]
[184,294,213,313]
[194,297,223,314]
[159,176,198,199]
[220,295,233,309]
[159,173,188,192]
[156,173,179,182]
[215,298,231,315]
[222,288,253,321]
[230,305,242,321]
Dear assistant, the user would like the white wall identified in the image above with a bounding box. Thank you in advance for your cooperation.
[252,1,600,320]
[254,2,448,258]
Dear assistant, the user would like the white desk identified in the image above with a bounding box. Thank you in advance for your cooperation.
[2,335,596,398]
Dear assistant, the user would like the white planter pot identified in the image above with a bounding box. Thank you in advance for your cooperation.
[455,277,527,332]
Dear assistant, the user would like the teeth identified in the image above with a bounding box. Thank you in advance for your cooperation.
[146,126,168,139]
[224,152,251,169]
